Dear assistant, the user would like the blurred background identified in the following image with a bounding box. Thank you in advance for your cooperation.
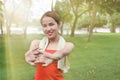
[0,0,120,37]
[0,0,120,80]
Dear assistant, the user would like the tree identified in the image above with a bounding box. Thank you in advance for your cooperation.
[0,1,4,36]
[99,0,120,33]
[69,0,90,37]
[87,1,97,42]
[86,0,120,42]
[22,0,32,38]
[109,13,120,33]
[3,0,32,36]
[55,0,73,35]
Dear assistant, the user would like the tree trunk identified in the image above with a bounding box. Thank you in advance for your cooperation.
[60,22,64,35]
[87,4,96,42]
[0,22,3,36]
[70,15,78,37]
[6,22,11,36]
[110,22,115,33]
[87,24,94,42]
[23,26,27,38]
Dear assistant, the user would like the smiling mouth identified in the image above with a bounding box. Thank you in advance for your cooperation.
[47,31,53,36]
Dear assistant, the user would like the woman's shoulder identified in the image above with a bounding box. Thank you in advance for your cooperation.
[29,39,41,50]
[65,42,74,48]
[31,39,41,45]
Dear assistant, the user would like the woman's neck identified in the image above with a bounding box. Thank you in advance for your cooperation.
[47,35,60,50]
[49,35,60,43]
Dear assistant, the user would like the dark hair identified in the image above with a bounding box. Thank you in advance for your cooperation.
[40,11,61,25]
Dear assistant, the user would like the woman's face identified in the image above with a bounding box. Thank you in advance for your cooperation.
[41,16,60,39]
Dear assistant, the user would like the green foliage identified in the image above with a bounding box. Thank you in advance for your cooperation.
[69,0,83,7]
[55,0,73,23]
[0,1,4,21]
[78,15,90,28]
[95,15,107,27]
[0,1,3,5]
[110,13,120,26]
[99,0,120,14]
[77,13,107,28]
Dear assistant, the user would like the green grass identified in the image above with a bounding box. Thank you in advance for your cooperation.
[0,33,120,80]
[64,33,120,80]
[0,37,7,80]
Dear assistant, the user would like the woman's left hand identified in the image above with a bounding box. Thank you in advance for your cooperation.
[34,53,54,67]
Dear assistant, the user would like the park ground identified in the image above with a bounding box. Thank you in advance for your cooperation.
[0,33,120,80]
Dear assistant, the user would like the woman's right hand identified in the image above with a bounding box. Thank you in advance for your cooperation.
[34,54,54,67]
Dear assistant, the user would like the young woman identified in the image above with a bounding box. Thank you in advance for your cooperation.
[25,11,74,80]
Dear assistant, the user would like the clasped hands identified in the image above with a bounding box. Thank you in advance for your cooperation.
[25,48,54,67]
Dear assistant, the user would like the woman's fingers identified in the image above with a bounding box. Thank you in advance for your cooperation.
[42,58,53,66]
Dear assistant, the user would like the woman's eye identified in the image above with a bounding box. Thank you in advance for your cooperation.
[49,23,54,26]
[42,24,47,27]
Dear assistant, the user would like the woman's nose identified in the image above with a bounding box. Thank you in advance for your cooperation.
[46,26,51,31]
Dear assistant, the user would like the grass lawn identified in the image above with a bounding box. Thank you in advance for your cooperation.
[0,33,120,80]
[0,37,7,80]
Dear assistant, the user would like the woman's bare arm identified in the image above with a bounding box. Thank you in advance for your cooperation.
[44,42,74,60]
[25,40,40,65]
[25,40,40,56]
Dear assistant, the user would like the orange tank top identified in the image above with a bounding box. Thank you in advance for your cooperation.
[34,50,64,80]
